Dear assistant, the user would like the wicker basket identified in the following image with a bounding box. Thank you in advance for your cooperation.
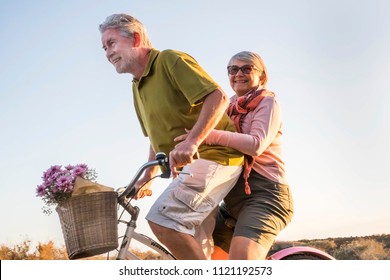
[56,191,118,259]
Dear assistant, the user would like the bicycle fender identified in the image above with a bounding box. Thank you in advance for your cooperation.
[267,246,335,260]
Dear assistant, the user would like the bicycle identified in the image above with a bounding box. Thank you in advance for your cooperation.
[104,152,335,260]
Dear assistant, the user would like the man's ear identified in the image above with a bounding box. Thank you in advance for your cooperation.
[133,32,141,47]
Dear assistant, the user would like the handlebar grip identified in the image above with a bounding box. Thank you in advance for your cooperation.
[155,152,171,178]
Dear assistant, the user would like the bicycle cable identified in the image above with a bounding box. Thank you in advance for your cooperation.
[118,174,161,220]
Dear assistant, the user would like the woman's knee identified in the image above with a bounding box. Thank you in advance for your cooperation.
[229,236,269,260]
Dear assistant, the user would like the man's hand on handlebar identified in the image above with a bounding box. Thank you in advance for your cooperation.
[169,141,199,177]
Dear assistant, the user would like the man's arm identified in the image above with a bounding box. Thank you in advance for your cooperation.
[169,87,228,175]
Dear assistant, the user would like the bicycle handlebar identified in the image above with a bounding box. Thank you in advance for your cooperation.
[118,152,170,200]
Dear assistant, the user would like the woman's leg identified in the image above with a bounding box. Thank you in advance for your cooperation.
[229,236,269,260]
[222,172,294,260]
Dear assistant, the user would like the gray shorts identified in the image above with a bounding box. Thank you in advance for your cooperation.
[213,171,294,253]
[146,159,242,256]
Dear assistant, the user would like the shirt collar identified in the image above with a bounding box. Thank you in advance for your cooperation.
[142,48,159,77]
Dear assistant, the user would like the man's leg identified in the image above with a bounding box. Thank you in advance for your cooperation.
[146,159,242,260]
[149,221,207,260]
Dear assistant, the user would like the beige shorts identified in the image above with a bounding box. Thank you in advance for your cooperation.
[145,159,242,257]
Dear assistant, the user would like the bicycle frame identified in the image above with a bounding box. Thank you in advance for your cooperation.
[115,200,176,260]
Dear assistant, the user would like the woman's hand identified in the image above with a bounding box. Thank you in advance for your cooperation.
[175,128,216,146]
[174,128,191,142]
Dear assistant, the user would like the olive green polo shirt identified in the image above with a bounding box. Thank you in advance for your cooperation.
[132,49,243,166]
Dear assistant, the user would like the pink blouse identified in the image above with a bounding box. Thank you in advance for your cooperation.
[205,94,287,184]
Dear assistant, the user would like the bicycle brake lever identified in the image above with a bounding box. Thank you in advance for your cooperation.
[156,152,171,178]
[160,171,193,178]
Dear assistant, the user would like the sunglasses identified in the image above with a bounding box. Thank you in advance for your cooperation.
[227,64,258,75]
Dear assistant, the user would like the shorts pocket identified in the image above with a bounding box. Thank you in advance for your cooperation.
[159,183,215,229]
[174,183,215,212]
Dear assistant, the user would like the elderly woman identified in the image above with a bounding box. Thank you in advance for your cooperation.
[177,51,293,259]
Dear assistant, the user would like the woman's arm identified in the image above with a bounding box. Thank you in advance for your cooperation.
[205,97,282,156]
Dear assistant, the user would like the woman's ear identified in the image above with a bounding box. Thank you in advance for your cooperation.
[260,71,267,86]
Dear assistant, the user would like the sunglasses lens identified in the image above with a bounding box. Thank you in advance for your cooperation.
[228,66,239,75]
[228,65,255,75]
[241,66,253,74]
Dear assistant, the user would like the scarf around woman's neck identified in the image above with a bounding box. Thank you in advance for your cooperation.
[227,88,274,195]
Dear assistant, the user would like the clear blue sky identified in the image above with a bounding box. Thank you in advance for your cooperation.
[1,0,389,248]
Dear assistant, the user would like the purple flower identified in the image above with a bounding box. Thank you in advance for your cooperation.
[42,165,62,181]
[36,184,46,197]
[72,164,88,177]
[77,163,88,170]
[43,179,52,188]
[51,184,61,193]
[56,175,73,191]
[63,184,73,192]
[65,164,75,171]
[37,163,97,213]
